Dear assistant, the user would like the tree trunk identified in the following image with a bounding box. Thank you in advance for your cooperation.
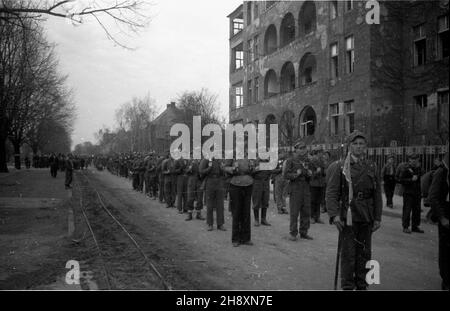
[13,141,21,170]
[0,136,8,173]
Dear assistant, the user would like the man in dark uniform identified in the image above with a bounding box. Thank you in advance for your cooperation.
[251,158,272,226]
[399,154,424,233]
[65,154,74,189]
[156,155,166,203]
[162,153,176,208]
[174,154,189,214]
[283,141,314,241]
[185,157,205,221]
[326,130,382,290]
[429,152,449,290]
[381,155,396,209]
[272,154,288,214]
[310,147,326,224]
[49,153,59,178]
[131,157,140,190]
[199,155,226,231]
[147,154,158,199]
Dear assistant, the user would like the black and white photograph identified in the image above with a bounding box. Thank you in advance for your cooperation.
[0,0,449,297]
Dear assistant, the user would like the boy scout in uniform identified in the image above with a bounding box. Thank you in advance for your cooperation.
[326,130,382,290]
[283,141,314,241]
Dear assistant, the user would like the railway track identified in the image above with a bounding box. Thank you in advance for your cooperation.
[76,171,172,290]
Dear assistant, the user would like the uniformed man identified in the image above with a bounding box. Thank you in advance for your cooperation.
[283,141,314,241]
[429,152,449,290]
[272,154,289,214]
[381,155,396,209]
[326,130,382,290]
[65,154,74,189]
[162,152,176,208]
[147,154,158,199]
[131,156,140,190]
[398,154,424,233]
[310,148,326,224]
[199,155,226,231]
[185,157,205,221]
[174,155,189,214]
[156,155,166,203]
[251,158,272,226]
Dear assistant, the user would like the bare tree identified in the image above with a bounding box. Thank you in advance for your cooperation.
[0,0,151,49]
[176,88,223,126]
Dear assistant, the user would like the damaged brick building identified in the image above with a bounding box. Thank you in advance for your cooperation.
[228,1,449,149]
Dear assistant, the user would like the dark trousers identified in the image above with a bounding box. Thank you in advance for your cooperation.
[50,164,58,178]
[402,193,421,229]
[384,180,396,206]
[138,172,145,191]
[132,173,139,190]
[65,170,73,187]
[274,175,288,210]
[289,181,311,236]
[150,175,158,197]
[158,173,165,202]
[187,176,203,211]
[230,184,252,243]
[341,223,372,290]
[164,175,176,207]
[310,186,324,221]
[438,222,450,289]
[176,175,188,212]
[205,177,224,227]
[252,180,269,210]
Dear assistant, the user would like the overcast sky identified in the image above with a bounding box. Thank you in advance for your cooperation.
[44,0,242,147]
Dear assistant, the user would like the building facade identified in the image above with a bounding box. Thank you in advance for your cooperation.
[228,1,449,149]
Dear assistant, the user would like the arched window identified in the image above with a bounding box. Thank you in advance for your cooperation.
[298,1,317,37]
[280,62,296,93]
[264,69,278,98]
[298,106,316,137]
[280,13,295,47]
[264,24,278,55]
[299,53,317,86]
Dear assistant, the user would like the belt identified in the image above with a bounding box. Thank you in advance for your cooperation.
[355,191,373,200]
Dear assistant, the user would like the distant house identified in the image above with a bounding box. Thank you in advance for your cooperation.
[149,102,192,155]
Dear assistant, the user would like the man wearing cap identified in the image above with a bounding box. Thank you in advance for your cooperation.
[399,154,424,233]
[283,140,315,241]
[174,154,189,214]
[185,157,205,221]
[326,130,382,290]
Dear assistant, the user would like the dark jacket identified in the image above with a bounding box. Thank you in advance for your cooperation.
[428,166,449,221]
[326,158,383,224]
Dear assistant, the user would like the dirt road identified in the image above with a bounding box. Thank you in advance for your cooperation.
[78,168,441,290]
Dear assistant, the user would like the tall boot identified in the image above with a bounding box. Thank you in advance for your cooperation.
[253,209,260,227]
[185,211,193,221]
[196,211,205,220]
[261,208,271,226]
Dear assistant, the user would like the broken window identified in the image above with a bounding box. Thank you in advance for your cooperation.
[438,90,449,131]
[413,24,426,66]
[299,53,317,85]
[438,15,449,59]
[232,16,244,35]
[345,36,355,74]
[234,43,244,70]
[329,103,340,135]
[264,24,278,55]
[299,1,316,36]
[281,62,296,93]
[330,43,339,79]
[413,95,428,133]
[264,69,278,98]
[344,100,355,134]
[280,13,295,47]
[235,84,243,108]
